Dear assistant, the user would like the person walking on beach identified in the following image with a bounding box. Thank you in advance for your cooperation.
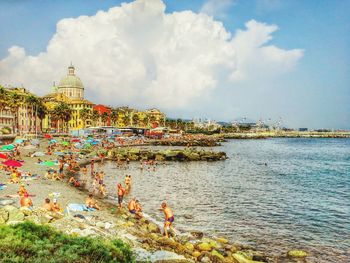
[117,183,125,209]
[161,202,175,238]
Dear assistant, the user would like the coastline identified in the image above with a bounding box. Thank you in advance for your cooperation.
[0,138,314,262]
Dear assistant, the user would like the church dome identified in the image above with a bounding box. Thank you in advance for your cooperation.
[57,64,85,100]
[58,75,84,89]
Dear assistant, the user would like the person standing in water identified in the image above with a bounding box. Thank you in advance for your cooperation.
[117,183,125,209]
[161,202,175,238]
[124,175,131,193]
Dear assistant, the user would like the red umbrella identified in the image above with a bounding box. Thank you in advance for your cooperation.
[44,134,52,139]
[3,160,22,167]
[0,153,7,159]
[71,139,80,142]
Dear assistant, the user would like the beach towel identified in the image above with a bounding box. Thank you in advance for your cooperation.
[65,203,96,215]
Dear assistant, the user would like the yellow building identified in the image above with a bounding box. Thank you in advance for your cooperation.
[42,64,93,132]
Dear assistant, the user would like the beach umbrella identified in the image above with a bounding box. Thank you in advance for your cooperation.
[1,144,15,151]
[3,160,22,167]
[54,152,64,156]
[71,138,80,142]
[62,141,69,146]
[42,161,56,166]
[49,139,57,144]
[15,139,24,144]
[0,153,8,159]
[44,134,52,139]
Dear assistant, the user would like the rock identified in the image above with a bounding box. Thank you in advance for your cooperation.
[0,198,15,206]
[20,207,32,216]
[96,221,105,228]
[232,252,266,263]
[211,250,225,260]
[287,250,308,258]
[216,237,229,244]
[184,242,195,252]
[192,251,201,258]
[148,222,161,233]
[200,256,211,263]
[190,230,204,239]
[5,206,25,223]
[197,242,212,252]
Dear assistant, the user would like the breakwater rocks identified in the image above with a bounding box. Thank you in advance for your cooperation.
[107,148,227,162]
[221,132,350,139]
[149,139,222,147]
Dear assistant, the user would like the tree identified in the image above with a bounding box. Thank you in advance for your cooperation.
[131,113,139,127]
[7,92,24,134]
[51,102,72,132]
[101,112,109,125]
[79,108,92,128]
[0,86,8,109]
[91,110,100,126]
[110,109,118,126]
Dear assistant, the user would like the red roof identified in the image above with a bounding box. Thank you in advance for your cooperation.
[93,104,111,115]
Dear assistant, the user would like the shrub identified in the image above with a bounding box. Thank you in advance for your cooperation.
[0,221,134,263]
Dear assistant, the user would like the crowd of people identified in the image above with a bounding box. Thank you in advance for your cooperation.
[0,135,176,238]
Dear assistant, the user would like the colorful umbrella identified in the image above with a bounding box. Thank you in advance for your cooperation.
[42,161,56,166]
[3,160,22,167]
[62,141,69,146]
[44,134,52,139]
[0,153,8,159]
[15,139,24,144]
[1,144,15,150]
[71,139,80,142]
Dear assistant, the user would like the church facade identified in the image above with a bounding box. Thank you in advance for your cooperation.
[42,64,93,132]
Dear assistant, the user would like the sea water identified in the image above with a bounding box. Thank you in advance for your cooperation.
[97,138,350,262]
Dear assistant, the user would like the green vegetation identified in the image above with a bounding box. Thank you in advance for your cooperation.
[0,221,134,263]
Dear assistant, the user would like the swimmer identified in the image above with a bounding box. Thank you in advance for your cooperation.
[128,197,136,214]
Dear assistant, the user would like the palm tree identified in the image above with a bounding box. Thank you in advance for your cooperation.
[91,110,100,126]
[101,112,109,125]
[25,94,39,133]
[110,108,118,126]
[0,86,8,109]
[7,92,24,135]
[51,102,72,132]
[79,108,92,128]
[131,113,139,127]
[122,114,130,127]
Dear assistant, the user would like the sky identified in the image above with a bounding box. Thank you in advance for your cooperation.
[0,0,349,129]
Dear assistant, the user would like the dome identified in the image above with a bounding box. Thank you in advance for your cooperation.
[57,64,85,100]
[58,75,84,89]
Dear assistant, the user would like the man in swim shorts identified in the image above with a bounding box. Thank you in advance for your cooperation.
[117,183,125,209]
[161,202,175,238]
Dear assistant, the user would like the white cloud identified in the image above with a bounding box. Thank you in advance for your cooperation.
[0,0,303,112]
[200,0,236,19]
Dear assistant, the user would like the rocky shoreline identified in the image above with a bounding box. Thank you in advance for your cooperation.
[105,148,228,162]
[0,139,310,262]
[220,131,350,139]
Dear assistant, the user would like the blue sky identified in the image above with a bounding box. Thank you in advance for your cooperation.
[0,0,349,129]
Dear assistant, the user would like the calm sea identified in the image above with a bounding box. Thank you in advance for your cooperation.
[93,138,350,262]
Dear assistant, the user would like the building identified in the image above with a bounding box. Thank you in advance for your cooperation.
[42,64,93,132]
[7,87,41,135]
[93,104,111,126]
[0,106,15,135]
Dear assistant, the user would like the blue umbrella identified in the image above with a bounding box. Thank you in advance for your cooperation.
[15,139,24,144]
